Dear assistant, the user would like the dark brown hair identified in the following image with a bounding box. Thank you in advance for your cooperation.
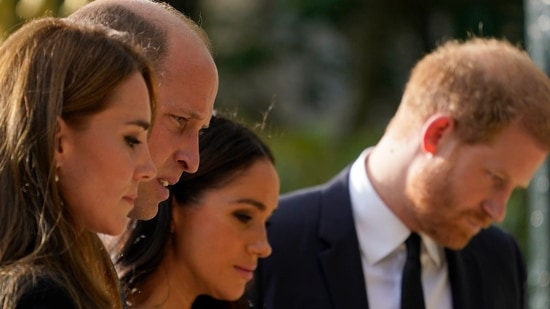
[115,114,274,309]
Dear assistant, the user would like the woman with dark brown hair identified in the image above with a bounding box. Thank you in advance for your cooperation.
[113,114,279,309]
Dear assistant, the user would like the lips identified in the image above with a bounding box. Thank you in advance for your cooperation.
[234,265,255,281]
[150,176,178,202]
[466,216,491,234]
[158,174,180,187]
[123,190,138,205]
[151,178,170,201]
[123,196,136,206]
[466,218,481,234]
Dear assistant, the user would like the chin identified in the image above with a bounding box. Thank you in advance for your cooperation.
[440,233,473,250]
[128,201,159,220]
[214,288,245,302]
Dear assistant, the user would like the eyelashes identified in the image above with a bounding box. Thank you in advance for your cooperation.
[487,171,506,189]
[234,212,252,223]
[172,115,188,130]
[234,211,273,228]
[125,136,142,148]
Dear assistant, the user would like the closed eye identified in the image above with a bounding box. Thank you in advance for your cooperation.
[488,171,505,189]
[125,136,142,148]
[234,212,252,224]
[172,115,187,126]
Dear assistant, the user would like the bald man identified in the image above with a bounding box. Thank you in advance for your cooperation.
[69,0,219,220]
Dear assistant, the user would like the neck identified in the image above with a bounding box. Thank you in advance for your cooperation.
[129,263,196,309]
[367,136,418,229]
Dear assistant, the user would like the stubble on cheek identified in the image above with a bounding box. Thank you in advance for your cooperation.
[406,159,474,249]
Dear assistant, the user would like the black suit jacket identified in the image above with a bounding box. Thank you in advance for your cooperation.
[252,167,526,309]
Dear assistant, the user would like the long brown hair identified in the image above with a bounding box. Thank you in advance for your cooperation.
[0,17,156,309]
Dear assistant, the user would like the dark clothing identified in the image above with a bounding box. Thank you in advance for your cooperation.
[192,295,250,309]
[252,167,526,309]
[17,277,76,309]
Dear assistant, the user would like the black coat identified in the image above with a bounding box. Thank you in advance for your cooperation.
[252,167,526,309]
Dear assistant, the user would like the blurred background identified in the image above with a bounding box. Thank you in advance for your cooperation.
[1,0,549,306]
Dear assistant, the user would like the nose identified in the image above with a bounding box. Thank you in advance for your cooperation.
[175,133,200,174]
[247,228,272,258]
[482,191,510,223]
[136,148,157,181]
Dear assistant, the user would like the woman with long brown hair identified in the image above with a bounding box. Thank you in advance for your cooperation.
[0,17,157,308]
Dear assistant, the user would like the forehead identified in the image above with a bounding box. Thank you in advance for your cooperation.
[222,160,280,208]
[96,72,151,118]
[188,160,279,208]
[154,33,217,122]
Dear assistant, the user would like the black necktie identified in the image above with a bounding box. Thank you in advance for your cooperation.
[401,232,425,309]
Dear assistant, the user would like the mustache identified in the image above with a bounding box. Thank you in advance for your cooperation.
[467,210,492,229]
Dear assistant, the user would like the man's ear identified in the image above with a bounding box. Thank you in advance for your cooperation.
[421,114,455,154]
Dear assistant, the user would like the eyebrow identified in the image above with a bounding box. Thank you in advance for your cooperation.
[234,198,266,211]
[178,108,211,129]
[127,120,150,130]
[193,113,211,130]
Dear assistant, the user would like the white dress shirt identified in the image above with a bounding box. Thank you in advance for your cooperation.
[349,149,452,309]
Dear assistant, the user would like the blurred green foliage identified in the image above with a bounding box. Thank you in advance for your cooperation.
[267,124,383,193]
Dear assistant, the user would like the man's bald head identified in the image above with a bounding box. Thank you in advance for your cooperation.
[68,0,211,70]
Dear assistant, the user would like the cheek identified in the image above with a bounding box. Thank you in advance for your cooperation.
[443,162,490,208]
[146,127,167,162]
[406,160,436,208]
[58,154,97,209]
[149,128,189,173]
[175,225,236,286]
[60,158,126,224]
[174,215,227,258]
[407,159,455,211]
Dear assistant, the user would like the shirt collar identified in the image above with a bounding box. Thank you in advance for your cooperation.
[349,148,444,267]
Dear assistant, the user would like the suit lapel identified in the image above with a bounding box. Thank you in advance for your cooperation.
[317,168,370,309]
[446,248,485,309]
[313,167,487,309]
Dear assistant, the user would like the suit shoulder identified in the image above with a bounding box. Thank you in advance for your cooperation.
[468,225,519,251]
[268,185,323,232]
[278,169,349,213]
[462,225,524,266]
[280,183,326,205]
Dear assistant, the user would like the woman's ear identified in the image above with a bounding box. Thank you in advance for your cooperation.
[54,116,68,163]
[420,114,455,154]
